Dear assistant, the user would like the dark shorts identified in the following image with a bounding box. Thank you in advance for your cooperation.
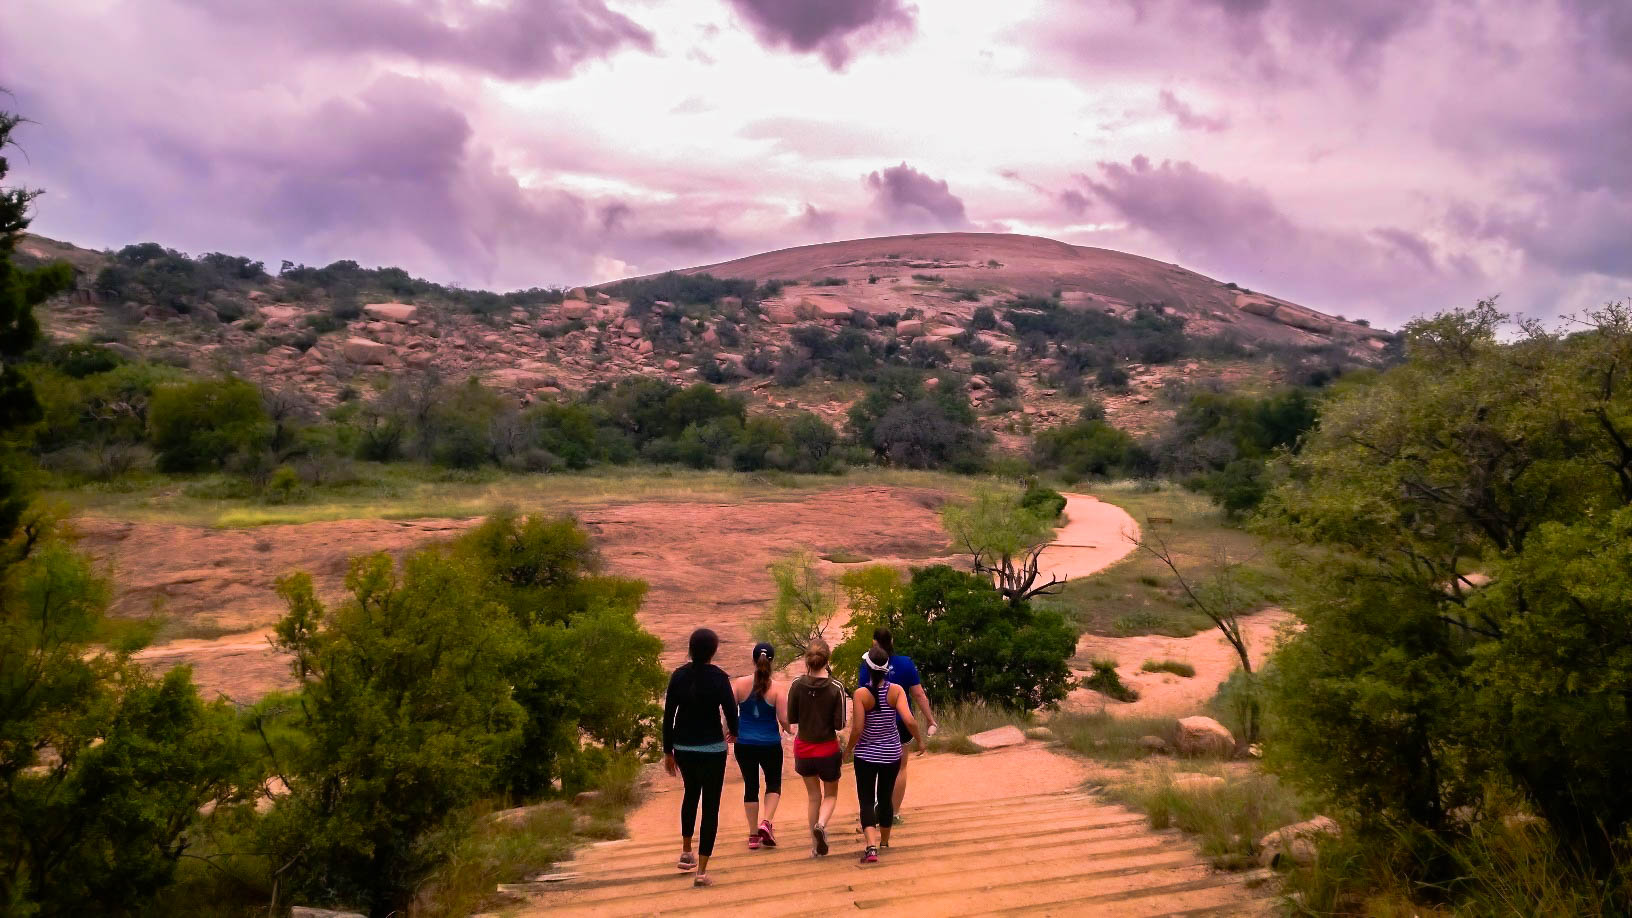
[794,752,842,782]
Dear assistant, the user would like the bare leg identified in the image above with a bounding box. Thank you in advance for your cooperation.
[803,776,821,829]
[682,837,693,853]
[880,824,891,847]
[819,779,840,828]
[698,854,709,874]
[745,801,759,832]
[892,749,909,814]
[864,824,880,849]
[763,792,781,823]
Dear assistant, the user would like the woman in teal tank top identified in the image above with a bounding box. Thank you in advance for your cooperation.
[731,642,788,850]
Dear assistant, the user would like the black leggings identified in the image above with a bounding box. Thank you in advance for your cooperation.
[675,749,727,857]
[734,742,784,802]
[854,758,901,830]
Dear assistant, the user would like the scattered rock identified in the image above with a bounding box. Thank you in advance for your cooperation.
[1024,727,1056,742]
[1257,816,1340,867]
[762,304,800,324]
[363,301,418,322]
[340,337,392,366]
[490,802,557,827]
[1170,773,1227,794]
[928,324,963,337]
[967,725,1027,750]
[809,300,854,321]
[896,319,925,337]
[1138,735,1172,755]
[560,302,593,320]
[574,790,602,806]
[1175,716,1235,757]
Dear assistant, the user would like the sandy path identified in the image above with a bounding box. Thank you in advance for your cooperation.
[1062,609,1295,717]
[1037,493,1140,583]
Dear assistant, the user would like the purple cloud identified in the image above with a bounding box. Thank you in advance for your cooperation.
[1083,156,1475,318]
[864,163,969,230]
[726,0,916,69]
[177,0,653,80]
[1157,89,1229,132]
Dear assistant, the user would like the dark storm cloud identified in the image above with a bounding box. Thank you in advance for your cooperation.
[725,0,917,69]
[864,163,969,230]
[1083,156,1474,316]
[178,0,654,79]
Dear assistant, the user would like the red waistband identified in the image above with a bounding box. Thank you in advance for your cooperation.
[794,738,839,758]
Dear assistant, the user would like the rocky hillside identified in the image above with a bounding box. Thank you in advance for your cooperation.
[25,232,1392,440]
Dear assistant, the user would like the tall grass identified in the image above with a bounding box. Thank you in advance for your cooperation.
[1106,761,1309,870]
[1052,711,1180,762]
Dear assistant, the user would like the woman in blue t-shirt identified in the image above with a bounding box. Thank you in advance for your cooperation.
[730,642,787,850]
[855,628,938,823]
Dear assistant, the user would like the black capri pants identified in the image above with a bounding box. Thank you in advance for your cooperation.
[854,757,901,830]
[733,741,784,802]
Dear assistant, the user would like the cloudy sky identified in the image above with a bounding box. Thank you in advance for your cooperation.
[3,0,1627,324]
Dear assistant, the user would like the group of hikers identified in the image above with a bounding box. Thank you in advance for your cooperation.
[661,626,938,888]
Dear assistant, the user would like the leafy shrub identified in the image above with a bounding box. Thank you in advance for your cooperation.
[989,372,1019,398]
[1096,365,1130,391]
[148,377,271,472]
[971,306,997,330]
[1032,419,1149,480]
[1083,658,1140,702]
[889,566,1076,709]
[953,287,981,302]
[911,273,943,282]
[812,276,848,286]
[970,356,1003,376]
[1020,483,1067,520]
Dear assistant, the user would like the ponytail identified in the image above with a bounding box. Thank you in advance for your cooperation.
[752,654,772,700]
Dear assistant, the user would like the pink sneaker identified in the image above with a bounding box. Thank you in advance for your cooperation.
[758,820,777,848]
[860,845,879,864]
[748,832,761,850]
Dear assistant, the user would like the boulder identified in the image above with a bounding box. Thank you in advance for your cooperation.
[1273,306,1334,335]
[1138,735,1172,755]
[1175,716,1236,757]
[1257,816,1340,867]
[560,302,593,320]
[810,299,854,321]
[663,359,681,371]
[260,305,303,325]
[363,301,418,322]
[895,319,926,337]
[762,304,800,325]
[1024,727,1056,742]
[622,318,642,335]
[1234,294,1279,317]
[490,803,556,827]
[1170,773,1227,794]
[929,324,964,338]
[637,339,653,354]
[488,368,551,390]
[567,286,589,300]
[340,337,392,366]
[292,909,365,918]
[967,725,1027,750]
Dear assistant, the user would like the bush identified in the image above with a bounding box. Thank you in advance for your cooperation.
[971,306,997,329]
[849,370,986,470]
[148,377,271,472]
[1020,483,1067,520]
[261,552,528,914]
[1095,365,1130,391]
[753,549,839,657]
[1083,658,1139,702]
[911,273,943,283]
[812,276,847,286]
[1,535,249,916]
[1032,419,1149,480]
[888,566,1076,709]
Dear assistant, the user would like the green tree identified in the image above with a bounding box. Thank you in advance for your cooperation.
[1,103,73,544]
[753,549,839,658]
[448,511,663,796]
[147,377,271,473]
[1032,418,1147,480]
[261,553,527,915]
[889,566,1076,709]
[0,536,249,916]
[1261,300,1632,891]
[941,489,1063,606]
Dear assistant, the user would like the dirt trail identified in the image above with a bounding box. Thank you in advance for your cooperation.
[515,739,1271,916]
[1064,610,1295,717]
[1037,493,1140,583]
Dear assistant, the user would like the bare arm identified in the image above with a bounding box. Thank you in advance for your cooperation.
[910,684,936,729]
[892,684,926,754]
[845,689,868,758]
[776,684,792,735]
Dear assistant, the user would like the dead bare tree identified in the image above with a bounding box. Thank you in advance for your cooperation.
[1135,528,1263,742]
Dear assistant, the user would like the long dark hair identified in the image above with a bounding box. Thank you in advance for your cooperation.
[866,646,890,690]
[873,627,894,655]
[753,651,772,700]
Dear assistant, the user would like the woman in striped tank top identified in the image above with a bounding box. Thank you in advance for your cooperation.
[844,647,925,863]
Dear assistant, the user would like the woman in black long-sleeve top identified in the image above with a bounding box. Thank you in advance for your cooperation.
[663,628,739,887]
